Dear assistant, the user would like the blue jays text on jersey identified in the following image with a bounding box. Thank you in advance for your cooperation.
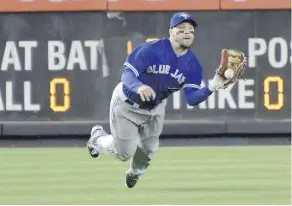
[146,65,186,85]
[121,38,205,107]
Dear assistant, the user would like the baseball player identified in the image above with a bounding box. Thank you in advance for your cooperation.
[87,12,246,188]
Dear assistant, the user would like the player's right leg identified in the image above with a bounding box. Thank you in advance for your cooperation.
[87,83,147,162]
[87,125,107,158]
[87,119,138,162]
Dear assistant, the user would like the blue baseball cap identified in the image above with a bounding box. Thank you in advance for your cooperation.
[170,12,197,29]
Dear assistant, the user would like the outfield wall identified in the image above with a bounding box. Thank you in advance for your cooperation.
[0,9,290,136]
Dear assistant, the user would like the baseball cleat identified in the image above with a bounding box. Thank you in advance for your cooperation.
[87,125,104,158]
[125,172,139,188]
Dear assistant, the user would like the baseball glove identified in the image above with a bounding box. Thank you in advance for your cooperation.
[216,49,247,89]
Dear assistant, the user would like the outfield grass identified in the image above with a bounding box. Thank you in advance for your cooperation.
[0,146,290,205]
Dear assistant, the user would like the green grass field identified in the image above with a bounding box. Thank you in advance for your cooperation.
[0,145,290,205]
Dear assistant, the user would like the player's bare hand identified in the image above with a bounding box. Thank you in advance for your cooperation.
[138,85,156,102]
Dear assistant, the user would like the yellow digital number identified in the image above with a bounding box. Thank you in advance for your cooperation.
[127,40,133,55]
[145,38,159,42]
[264,76,284,110]
[127,37,159,55]
[50,78,71,112]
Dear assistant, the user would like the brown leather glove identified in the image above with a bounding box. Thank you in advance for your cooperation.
[216,49,247,89]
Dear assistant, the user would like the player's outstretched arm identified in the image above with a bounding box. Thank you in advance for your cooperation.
[183,57,225,106]
[184,77,224,106]
[185,49,247,106]
[184,85,215,106]
[183,65,226,106]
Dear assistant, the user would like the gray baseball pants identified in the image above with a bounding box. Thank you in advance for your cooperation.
[94,82,166,176]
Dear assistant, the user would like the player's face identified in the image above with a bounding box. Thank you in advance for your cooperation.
[170,22,195,49]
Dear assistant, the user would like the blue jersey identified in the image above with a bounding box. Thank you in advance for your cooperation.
[122,38,203,106]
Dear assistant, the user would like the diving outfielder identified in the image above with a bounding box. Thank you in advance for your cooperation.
[87,12,247,188]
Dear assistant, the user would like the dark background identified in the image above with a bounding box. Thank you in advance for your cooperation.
[0,11,290,136]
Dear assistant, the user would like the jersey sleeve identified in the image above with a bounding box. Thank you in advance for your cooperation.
[183,58,207,104]
[182,57,203,91]
[123,42,152,77]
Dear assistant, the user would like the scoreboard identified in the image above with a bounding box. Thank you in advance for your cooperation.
[0,40,289,121]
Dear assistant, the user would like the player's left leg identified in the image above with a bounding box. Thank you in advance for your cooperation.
[125,104,165,188]
[125,133,160,188]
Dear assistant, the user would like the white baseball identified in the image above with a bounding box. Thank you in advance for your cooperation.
[224,69,234,79]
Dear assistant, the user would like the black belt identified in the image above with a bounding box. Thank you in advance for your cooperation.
[125,99,156,110]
